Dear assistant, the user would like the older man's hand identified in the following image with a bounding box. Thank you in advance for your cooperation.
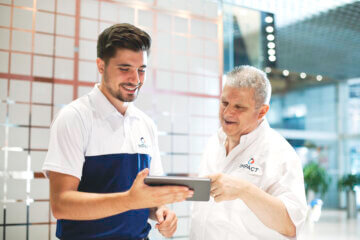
[207,173,249,202]
[155,206,178,238]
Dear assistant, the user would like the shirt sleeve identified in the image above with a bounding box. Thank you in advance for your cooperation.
[42,106,87,180]
[265,150,308,239]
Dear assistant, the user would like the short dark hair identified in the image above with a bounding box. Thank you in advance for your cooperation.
[97,23,151,64]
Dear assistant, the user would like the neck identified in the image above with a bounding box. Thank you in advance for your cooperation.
[225,137,240,155]
[224,119,264,155]
[98,84,128,115]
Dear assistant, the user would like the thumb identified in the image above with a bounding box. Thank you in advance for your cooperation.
[206,174,219,183]
[156,208,165,223]
[134,168,149,185]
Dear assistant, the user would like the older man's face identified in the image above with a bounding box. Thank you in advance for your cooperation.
[219,85,264,141]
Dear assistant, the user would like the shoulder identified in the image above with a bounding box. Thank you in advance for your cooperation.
[52,94,92,128]
[260,127,300,164]
[269,128,297,153]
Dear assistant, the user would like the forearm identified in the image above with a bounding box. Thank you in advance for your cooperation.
[239,182,296,237]
[51,190,131,220]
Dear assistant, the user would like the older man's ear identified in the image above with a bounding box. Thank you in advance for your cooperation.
[258,104,270,120]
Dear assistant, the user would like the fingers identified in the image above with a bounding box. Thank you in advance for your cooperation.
[214,194,224,203]
[156,208,165,223]
[144,186,193,206]
[158,190,193,205]
[210,186,221,196]
[157,211,177,238]
[151,186,193,199]
[158,224,177,238]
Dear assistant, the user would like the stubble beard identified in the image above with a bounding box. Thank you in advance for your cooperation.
[103,69,140,102]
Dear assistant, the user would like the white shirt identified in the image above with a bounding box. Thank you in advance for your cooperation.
[42,84,163,239]
[190,120,307,240]
[43,84,163,179]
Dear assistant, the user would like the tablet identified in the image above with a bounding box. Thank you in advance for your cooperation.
[144,176,211,201]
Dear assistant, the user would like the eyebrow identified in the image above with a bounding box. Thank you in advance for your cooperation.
[116,64,147,68]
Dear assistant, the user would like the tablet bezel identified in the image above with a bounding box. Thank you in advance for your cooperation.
[144,176,211,201]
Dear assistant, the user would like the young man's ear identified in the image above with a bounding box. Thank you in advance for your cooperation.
[258,104,269,119]
[96,58,105,74]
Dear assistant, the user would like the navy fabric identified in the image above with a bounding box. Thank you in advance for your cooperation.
[56,153,151,240]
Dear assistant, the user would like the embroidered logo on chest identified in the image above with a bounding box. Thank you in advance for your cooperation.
[138,137,148,149]
[239,157,262,175]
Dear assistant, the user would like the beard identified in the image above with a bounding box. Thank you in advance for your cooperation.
[103,69,141,102]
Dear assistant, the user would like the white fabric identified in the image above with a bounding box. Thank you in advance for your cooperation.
[190,119,307,240]
[43,84,163,179]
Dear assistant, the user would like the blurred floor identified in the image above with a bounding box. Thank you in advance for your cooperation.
[299,209,360,240]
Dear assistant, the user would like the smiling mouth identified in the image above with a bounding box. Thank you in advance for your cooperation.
[121,84,140,92]
[123,86,138,91]
[224,119,237,125]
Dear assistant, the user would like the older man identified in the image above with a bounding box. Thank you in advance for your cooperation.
[190,66,307,240]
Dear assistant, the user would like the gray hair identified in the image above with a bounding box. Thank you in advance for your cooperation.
[225,65,272,108]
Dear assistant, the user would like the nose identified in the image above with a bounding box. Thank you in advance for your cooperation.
[129,69,141,85]
[223,105,231,115]
[222,105,235,119]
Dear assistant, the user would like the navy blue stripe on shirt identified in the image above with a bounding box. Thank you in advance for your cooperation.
[56,153,152,240]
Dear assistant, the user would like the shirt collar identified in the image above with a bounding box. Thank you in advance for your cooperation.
[218,118,270,150]
[88,84,139,120]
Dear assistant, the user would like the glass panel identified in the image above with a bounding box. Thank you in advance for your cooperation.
[29,202,49,222]
[29,225,49,240]
[223,3,275,72]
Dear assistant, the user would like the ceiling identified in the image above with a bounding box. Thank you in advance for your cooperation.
[276,1,360,80]
[227,0,360,82]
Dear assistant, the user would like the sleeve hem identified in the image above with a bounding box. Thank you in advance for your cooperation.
[42,163,82,180]
[278,195,307,239]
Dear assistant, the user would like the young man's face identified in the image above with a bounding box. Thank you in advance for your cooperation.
[98,48,147,102]
[219,85,267,141]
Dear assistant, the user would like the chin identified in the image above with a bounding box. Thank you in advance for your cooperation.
[123,96,137,102]
[222,126,233,135]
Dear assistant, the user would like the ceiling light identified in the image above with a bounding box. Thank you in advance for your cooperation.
[265,16,273,23]
[300,72,307,79]
[267,42,275,49]
[316,75,323,81]
[268,55,276,62]
[282,70,289,76]
[268,49,276,55]
[265,67,271,73]
[267,34,275,41]
[265,26,274,33]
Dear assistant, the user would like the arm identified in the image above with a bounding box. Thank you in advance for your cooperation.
[50,168,193,220]
[209,173,296,237]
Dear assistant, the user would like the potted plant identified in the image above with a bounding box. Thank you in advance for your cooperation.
[303,161,331,201]
[338,173,360,218]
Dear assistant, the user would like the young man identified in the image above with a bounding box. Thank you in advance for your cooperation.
[43,23,193,240]
[190,66,307,240]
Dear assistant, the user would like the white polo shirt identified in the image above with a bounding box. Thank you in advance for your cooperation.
[43,84,163,179]
[42,84,163,240]
[190,120,307,240]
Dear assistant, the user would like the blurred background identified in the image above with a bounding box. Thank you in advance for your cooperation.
[0,0,359,239]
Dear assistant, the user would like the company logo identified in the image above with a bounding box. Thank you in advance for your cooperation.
[248,158,255,164]
[239,157,261,174]
[138,137,148,148]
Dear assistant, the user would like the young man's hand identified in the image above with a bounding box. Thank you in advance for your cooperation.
[126,168,193,209]
[154,206,177,238]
